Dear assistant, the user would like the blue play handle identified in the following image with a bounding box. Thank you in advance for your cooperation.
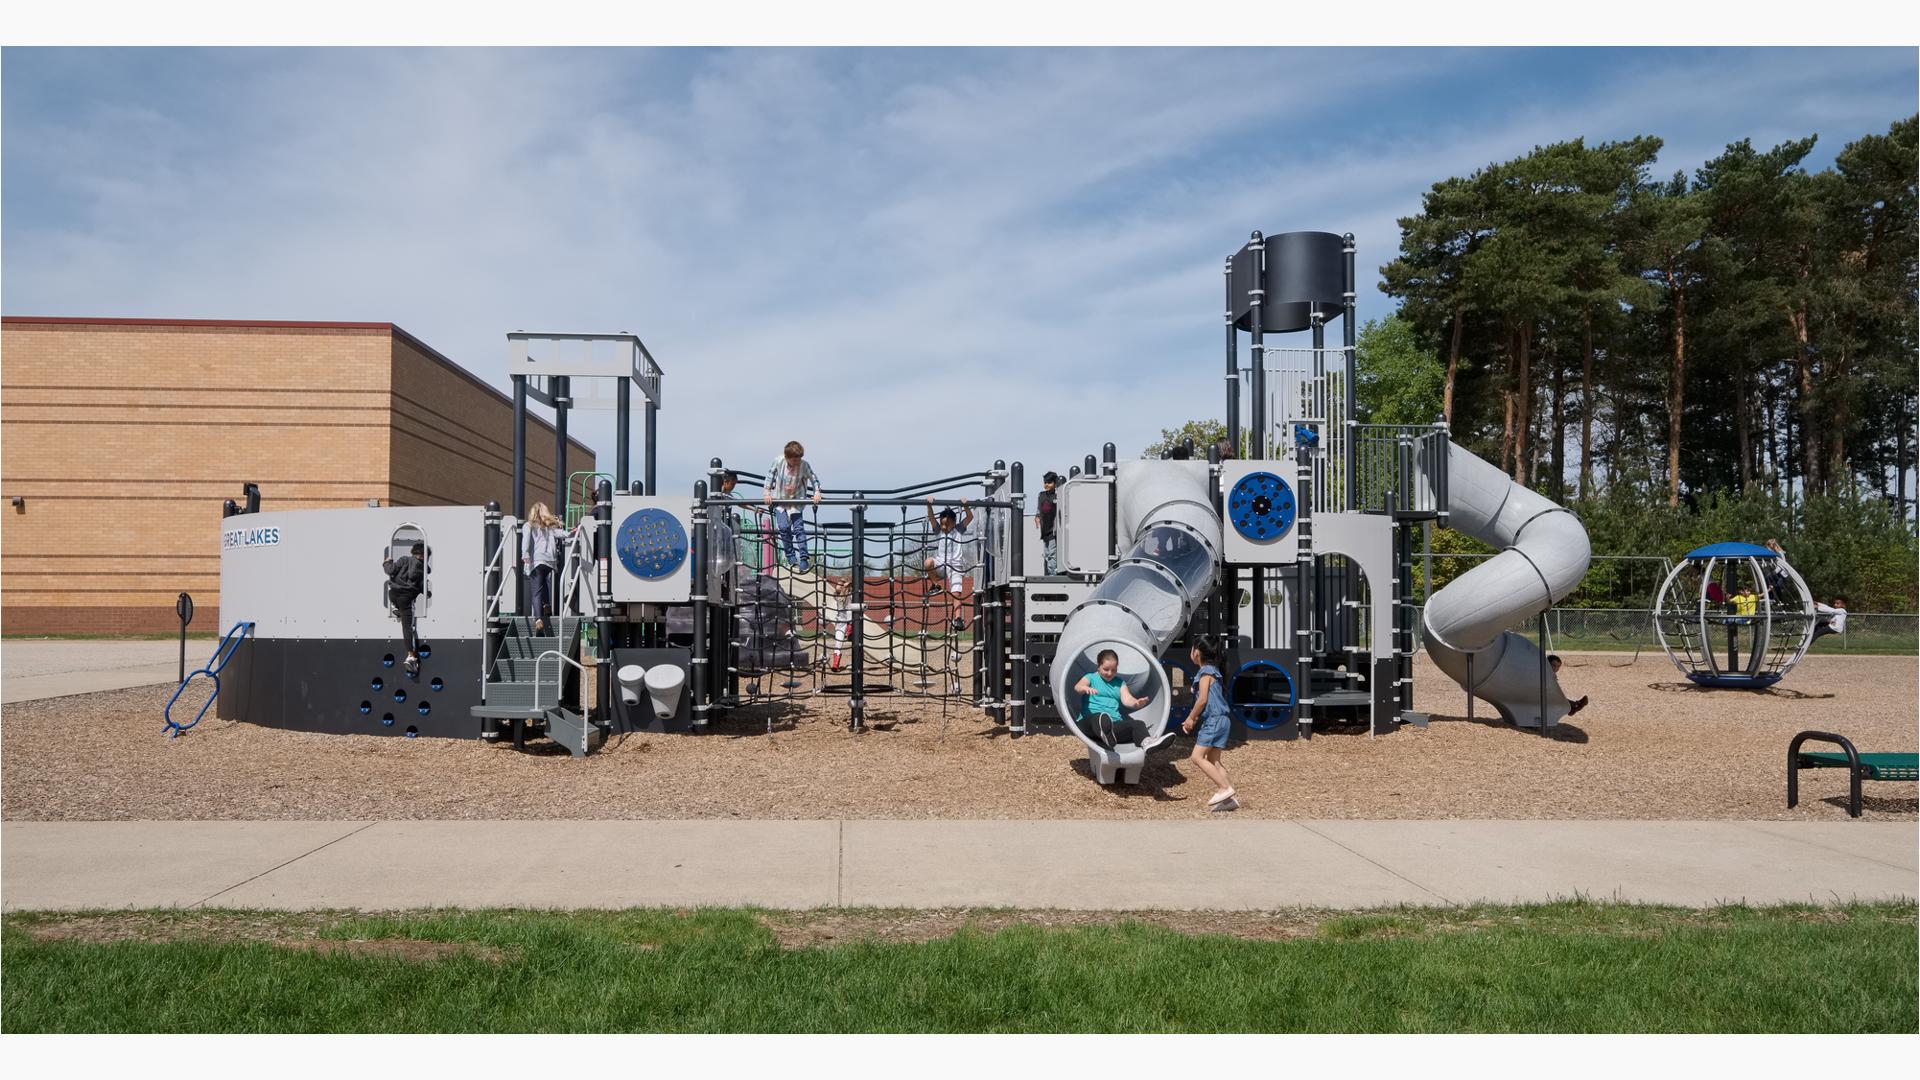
[163,621,255,737]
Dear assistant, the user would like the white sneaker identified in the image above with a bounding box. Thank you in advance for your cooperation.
[1210,797,1239,813]
[1142,732,1176,753]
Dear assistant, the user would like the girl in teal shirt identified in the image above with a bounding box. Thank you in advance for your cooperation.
[1073,648,1157,750]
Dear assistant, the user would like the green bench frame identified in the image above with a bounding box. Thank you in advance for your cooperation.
[1788,730,1919,819]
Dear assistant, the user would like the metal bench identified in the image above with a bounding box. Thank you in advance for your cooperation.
[1788,730,1918,818]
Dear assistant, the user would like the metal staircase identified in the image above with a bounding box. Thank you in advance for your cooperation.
[473,615,597,757]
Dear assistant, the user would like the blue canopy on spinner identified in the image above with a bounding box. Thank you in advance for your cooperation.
[1682,541,1777,560]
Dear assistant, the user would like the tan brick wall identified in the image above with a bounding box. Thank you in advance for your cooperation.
[2,320,594,634]
[388,334,595,510]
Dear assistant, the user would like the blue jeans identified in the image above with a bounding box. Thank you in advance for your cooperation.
[774,509,810,570]
[1043,537,1059,575]
[529,563,555,626]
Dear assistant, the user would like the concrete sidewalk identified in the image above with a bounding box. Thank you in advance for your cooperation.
[1,640,188,703]
[4,819,1914,912]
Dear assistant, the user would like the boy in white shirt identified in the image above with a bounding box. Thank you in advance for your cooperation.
[1812,596,1848,643]
[922,498,976,631]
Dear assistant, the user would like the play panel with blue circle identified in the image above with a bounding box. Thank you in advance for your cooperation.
[1228,471,1296,542]
[617,508,689,581]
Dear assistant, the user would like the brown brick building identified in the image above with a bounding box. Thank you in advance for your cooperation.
[1,318,595,634]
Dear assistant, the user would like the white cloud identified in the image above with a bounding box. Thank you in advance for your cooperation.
[5,46,1913,496]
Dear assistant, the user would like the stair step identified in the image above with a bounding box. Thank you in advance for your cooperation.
[500,639,579,660]
[490,656,576,681]
[471,704,550,720]
[480,683,566,709]
[1313,689,1374,707]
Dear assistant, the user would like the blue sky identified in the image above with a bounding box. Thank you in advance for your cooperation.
[5,47,1915,493]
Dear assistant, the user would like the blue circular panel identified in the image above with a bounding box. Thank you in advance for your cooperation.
[617,508,689,581]
[1228,471,1296,542]
[1230,660,1295,730]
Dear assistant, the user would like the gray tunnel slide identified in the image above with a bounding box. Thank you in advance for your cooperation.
[1051,460,1219,784]
[1421,442,1592,728]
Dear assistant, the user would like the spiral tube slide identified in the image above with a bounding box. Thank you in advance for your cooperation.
[1052,461,1221,783]
[1421,442,1591,728]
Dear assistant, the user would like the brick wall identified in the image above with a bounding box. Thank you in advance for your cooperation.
[1,319,595,634]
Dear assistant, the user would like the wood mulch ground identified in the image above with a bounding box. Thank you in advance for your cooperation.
[3,653,1913,822]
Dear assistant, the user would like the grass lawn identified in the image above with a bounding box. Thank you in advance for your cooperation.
[4,902,1914,1033]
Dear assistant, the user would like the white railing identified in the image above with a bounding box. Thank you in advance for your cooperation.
[533,649,587,711]
[558,522,599,618]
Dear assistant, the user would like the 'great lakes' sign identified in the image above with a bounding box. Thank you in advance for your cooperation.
[222,525,281,550]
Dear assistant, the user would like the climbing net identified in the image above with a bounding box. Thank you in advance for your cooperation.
[701,469,1017,721]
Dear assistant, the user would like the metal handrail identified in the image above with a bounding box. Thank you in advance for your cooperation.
[481,517,519,686]
[557,524,597,618]
[532,648,586,712]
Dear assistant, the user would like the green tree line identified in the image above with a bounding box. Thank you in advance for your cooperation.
[1379,117,1917,512]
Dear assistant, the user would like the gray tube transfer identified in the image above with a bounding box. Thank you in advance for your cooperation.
[1051,461,1221,768]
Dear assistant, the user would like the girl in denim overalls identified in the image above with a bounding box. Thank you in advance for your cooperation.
[1182,634,1237,811]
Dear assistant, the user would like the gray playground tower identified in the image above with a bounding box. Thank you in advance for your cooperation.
[684,228,1591,782]
[210,229,1590,770]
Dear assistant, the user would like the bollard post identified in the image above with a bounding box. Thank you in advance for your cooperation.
[175,592,194,684]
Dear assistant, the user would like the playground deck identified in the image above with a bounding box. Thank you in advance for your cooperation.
[3,652,1914,823]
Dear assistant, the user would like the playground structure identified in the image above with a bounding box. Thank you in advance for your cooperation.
[1655,542,1817,689]
[206,229,1599,779]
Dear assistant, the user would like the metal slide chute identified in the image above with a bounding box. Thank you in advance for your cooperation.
[1421,442,1592,728]
[1050,460,1222,783]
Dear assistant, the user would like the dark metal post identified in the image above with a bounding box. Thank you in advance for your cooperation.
[645,399,659,498]
[553,375,571,519]
[616,379,631,492]
[1084,454,1097,476]
[1293,439,1315,738]
[481,502,503,740]
[850,498,867,732]
[690,479,710,731]
[1225,256,1240,456]
[511,374,528,520]
[593,480,614,732]
[1248,232,1267,650]
[1009,462,1028,736]
[175,592,193,685]
[1538,611,1550,737]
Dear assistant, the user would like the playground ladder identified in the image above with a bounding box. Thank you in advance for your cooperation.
[162,621,254,737]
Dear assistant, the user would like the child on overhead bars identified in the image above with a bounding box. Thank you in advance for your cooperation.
[763,441,823,573]
[923,497,977,632]
[1181,634,1237,811]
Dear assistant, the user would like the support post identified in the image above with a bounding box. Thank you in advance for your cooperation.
[511,374,528,520]
[553,375,571,520]
[645,399,659,496]
[1539,610,1551,737]
[1225,256,1240,457]
[1009,462,1027,736]
[850,498,867,732]
[1248,232,1267,648]
[481,502,503,737]
[1292,438,1314,738]
[593,480,614,733]
[690,479,710,731]
[175,592,193,685]
[616,379,631,493]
